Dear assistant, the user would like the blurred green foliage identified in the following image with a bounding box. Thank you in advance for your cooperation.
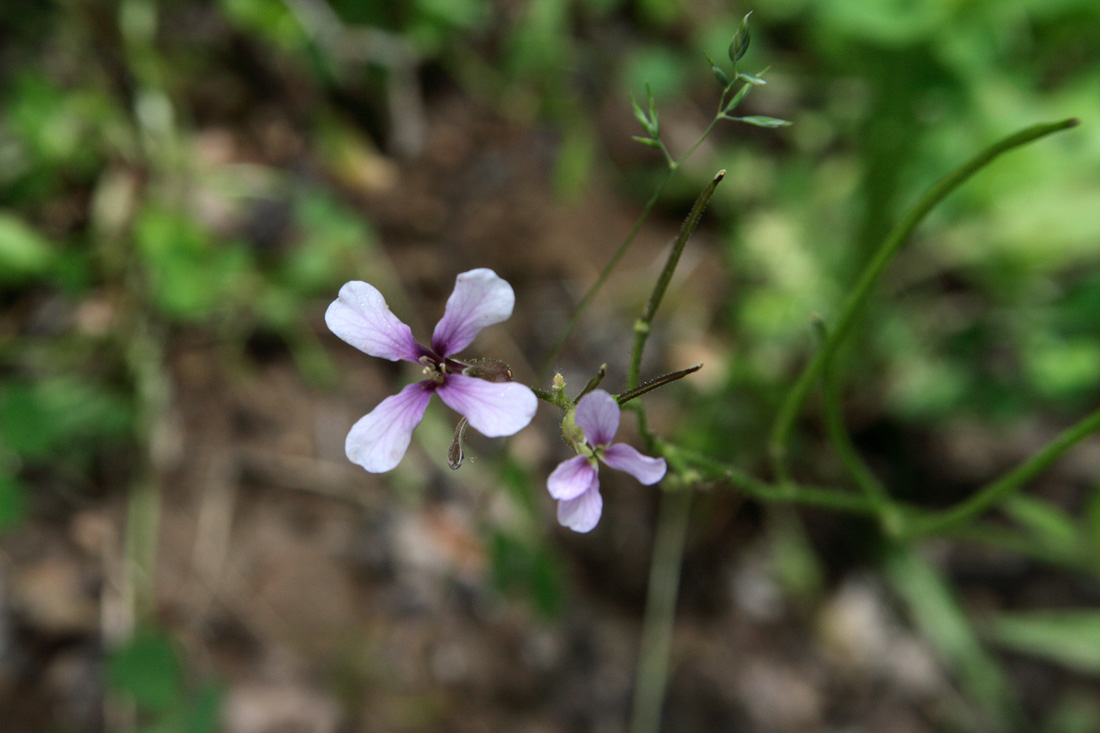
[1,0,1099,729]
[109,629,222,732]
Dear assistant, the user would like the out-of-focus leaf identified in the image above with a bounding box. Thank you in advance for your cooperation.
[884,547,1015,719]
[0,473,26,532]
[1024,337,1100,401]
[284,191,375,295]
[0,212,53,283]
[218,0,305,51]
[989,611,1100,675]
[553,120,596,199]
[0,377,132,461]
[108,631,183,712]
[182,683,223,733]
[134,206,255,321]
[1001,495,1079,556]
[733,115,791,128]
[767,508,823,605]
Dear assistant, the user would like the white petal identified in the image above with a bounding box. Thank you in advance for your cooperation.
[547,455,598,500]
[602,443,667,485]
[430,269,514,356]
[574,389,620,447]
[436,374,536,437]
[557,486,603,533]
[345,382,433,472]
[326,281,423,362]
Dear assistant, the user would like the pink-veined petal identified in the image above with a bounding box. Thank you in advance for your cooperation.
[436,373,536,437]
[326,281,423,362]
[574,389,620,447]
[345,382,433,472]
[547,454,598,500]
[431,269,515,356]
[601,443,667,485]
[557,485,603,533]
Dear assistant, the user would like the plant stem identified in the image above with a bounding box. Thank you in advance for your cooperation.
[768,118,1079,482]
[904,404,1100,538]
[631,487,692,733]
[819,329,896,525]
[540,170,673,377]
[658,441,880,515]
[539,116,724,376]
[530,385,572,410]
[628,171,725,391]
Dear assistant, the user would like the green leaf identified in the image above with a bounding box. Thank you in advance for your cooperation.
[630,93,650,132]
[0,473,26,532]
[632,136,664,149]
[134,206,254,321]
[1001,494,1079,556]
[722,84,752,114]
[645,82,659,138]
[989,611,1100,675]
[734,115,792,128]
[630,91,657,138]
[704,52,729,87]
[108,631,183,712]
[737,72,767,85]
[0,212,54,284]
[182,683,223,733]
[728,12,752,65]
[0,377,132,461]
[884,547,1015,717]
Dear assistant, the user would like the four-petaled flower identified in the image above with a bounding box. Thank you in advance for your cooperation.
[547,390,667,533]
[326,268,537,473]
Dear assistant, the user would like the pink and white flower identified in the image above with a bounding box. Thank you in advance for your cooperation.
[326,269,537,473]
[548,390,667,532]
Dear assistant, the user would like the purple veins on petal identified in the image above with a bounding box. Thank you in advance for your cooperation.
[436,373,537,438]
[602,443,667,485]
[574,389,621,447]
[345,382,433,473]
[547,455,598,501]
[431,268,515,356]
[557,485,603,533]
[325,281,423,362]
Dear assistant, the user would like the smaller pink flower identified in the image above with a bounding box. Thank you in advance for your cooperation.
[326,269,537,473]
[547,390,667,533]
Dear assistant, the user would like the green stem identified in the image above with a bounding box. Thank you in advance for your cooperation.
[531,385,572,411]
[658,441,879,515]
[539,170,673,377]
[819,326,894,519]
[539,116,724,376]
[904,404,1100,538]
[628,170,725,391]
[768,118,1079,481]
[631,487,693,733]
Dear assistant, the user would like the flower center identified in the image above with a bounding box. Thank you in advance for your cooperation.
[419,355,447,385]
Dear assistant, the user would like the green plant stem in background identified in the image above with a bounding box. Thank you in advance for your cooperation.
[768,118,1080,484]
[540,171,673,378]
[658,441,879,515]
[628,171,725,392]
[904,404,1100,539]
[539,117,725,377]
[631,487,693,733]
[818,322,899,529]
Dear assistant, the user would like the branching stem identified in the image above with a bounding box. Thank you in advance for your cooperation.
[769,118,1079,482]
